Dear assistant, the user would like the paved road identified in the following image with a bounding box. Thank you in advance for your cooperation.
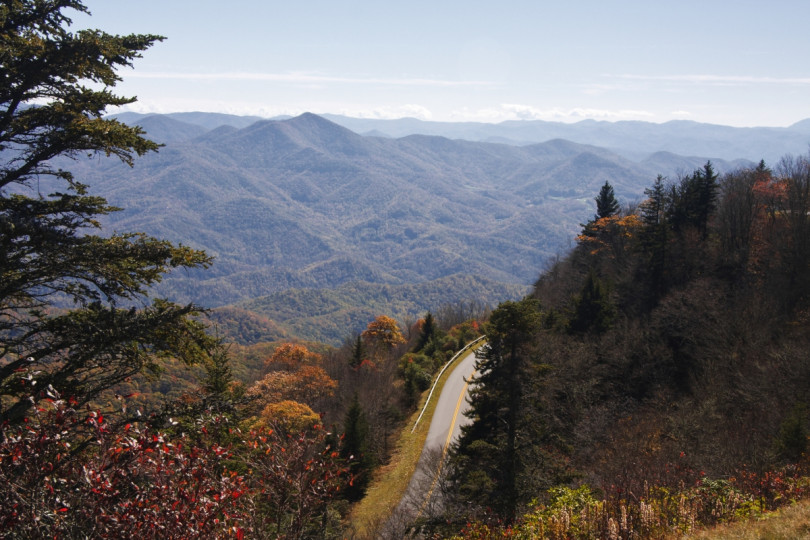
[388,346,481,530]
[421,347,478,465]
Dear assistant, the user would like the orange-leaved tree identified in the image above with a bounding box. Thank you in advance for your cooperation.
[247,343,337,431]
[257,400,321,432]
[265,343,323,372]
[249,365,337,405]
[361,315,405,362]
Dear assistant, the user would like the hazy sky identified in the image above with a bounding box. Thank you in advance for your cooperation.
[73,1,810,127]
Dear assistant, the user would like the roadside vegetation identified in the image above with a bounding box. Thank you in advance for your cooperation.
[420,160,810,538]
[684,499,810,540]
[347,337,485,538]
[0,1,489,537]
[5,2,810,538]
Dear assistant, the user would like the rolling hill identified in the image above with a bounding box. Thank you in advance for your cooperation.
[321,114,809,165]
[63,112,773,340]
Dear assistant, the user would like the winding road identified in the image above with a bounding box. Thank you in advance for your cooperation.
[387,344,482,530]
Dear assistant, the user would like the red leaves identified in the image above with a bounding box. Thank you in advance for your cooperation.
[242,425,349,536]
[1,399,349,539]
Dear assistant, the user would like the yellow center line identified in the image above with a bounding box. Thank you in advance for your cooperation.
[416,367,476,518]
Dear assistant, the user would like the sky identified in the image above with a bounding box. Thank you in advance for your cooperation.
[72,0,810,127]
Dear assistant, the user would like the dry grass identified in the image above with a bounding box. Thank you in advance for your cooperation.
[345,346,477,539]
[680,500,810,540]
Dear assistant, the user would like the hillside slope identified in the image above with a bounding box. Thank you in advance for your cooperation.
[233,274,528,344]
[69,113,746,310]
[433,158,810,536]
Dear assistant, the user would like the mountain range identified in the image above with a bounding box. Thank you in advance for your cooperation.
[64,112,807,341]
[114,111,810,164]
[323,114,810,165]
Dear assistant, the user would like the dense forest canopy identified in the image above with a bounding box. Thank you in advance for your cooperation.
[4,2,810,539]
[427,156,810,537]
[0,0,215,428]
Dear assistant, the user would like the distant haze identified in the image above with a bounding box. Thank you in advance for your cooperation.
[68,111,807,341]
[73,111,800,308]
[74,1,810,127]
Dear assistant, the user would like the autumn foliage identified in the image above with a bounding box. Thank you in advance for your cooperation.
[247,343,338,432]
[249,364,337,405]
[265,343,323,371]
[431,157,810,537]
[361,315,406,362]
[0,394,347,539]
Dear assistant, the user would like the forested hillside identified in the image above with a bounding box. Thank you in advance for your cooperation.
[7,2,810,539]
[225,274,526,344]
[423,157,810,538]
[1,4,468,537]
[64,112,748,313]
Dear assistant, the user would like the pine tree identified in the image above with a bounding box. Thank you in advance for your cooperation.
[568,271,615,334]
[668,162,718,238]
[451,298,543,522]
[341,392,372,501]
[639,175,671,303]
[415,311,436,352]
[349,334,365,367]
[696,161,719,238]
[203,345,234,406]
[0,0,214,426]
[595,181,621,220]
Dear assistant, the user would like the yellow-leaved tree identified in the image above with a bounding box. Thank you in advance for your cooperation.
[361,315,405,363]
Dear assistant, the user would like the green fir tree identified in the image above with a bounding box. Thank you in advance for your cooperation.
[0,0,214,426]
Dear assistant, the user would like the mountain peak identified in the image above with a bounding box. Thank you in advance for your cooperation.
[789,118,810,132]
[204,112,375,162]
[283,112,360,137]
[273,113,373,156]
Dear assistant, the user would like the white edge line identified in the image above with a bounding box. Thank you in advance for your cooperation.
[411,335,486,433]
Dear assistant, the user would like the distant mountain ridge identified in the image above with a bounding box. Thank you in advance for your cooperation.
[64,112,796,338]
[115,111,809,164]
[324,115,808,165]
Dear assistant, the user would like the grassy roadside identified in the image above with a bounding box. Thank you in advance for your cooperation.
[346,340,483,539]
[678,500,810,539]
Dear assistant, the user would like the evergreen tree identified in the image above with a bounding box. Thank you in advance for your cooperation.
[580,181,620,239]
[202,344,235,407]
[595,181,620,220]
[341,392,372,501]
[568,271,615,334]
[668,162,718,239]
[0,0,214,426]
[415,311,436,352]
[696,161,719,238]
[639,175,671,303]
[451,298,543,522]
[349,334,365,367]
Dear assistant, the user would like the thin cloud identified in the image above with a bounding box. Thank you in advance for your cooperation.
[127,71,493,88]
[613,74,810,85]
[111,99,435,121]
[452,105,655,123]
[337,105,434,121]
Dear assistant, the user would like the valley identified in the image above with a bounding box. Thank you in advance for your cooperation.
[66,111,788,341]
